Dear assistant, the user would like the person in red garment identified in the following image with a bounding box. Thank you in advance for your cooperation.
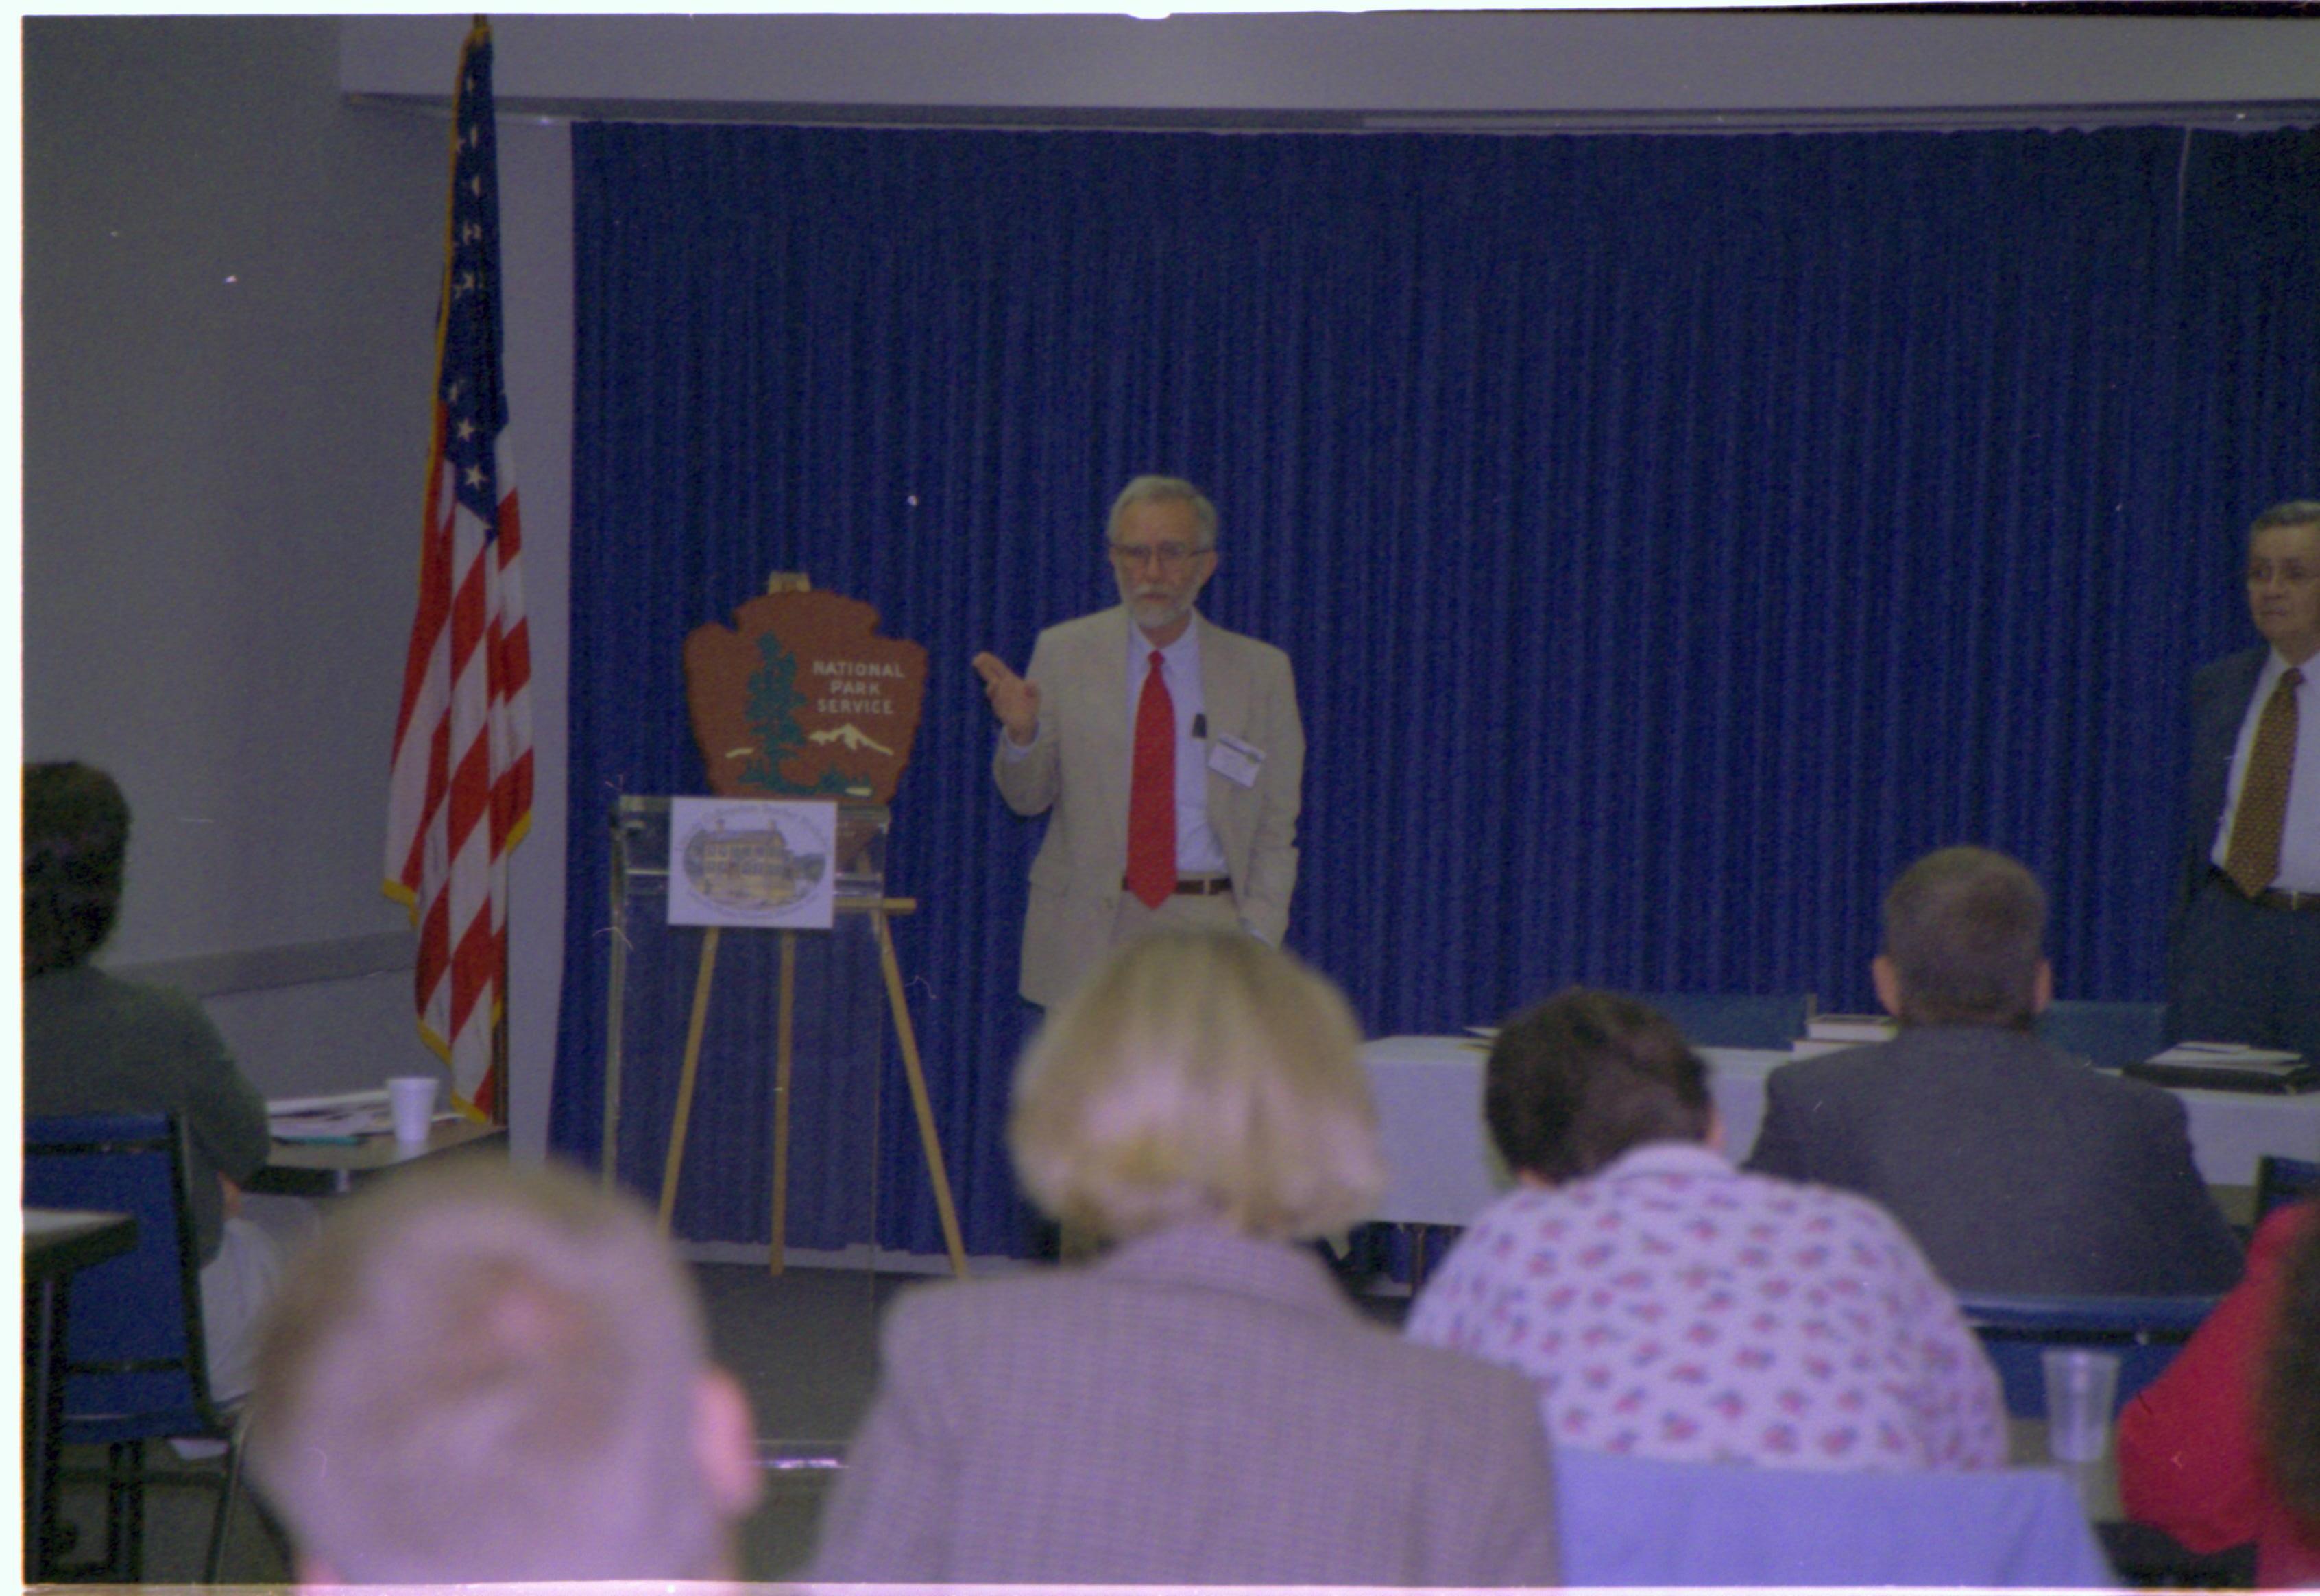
[2118,1199,2320,1587]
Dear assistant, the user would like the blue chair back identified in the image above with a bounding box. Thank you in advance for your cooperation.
[1956,1291,2219,1419]
[1554,1445,2116,1587]
[1640,991,1814,1050]
[23,1113,223,1440]
[2035,1000,2168,1069]
[2256,1155,2320,1220]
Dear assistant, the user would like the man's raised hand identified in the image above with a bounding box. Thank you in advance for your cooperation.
[971,652,1041,747]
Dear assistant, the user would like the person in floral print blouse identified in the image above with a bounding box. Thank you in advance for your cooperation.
[1407,989,2006,1471]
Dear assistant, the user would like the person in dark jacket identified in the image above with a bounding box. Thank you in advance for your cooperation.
[2167,500,2320,1059]
[22,761,309,1401]
[1747,845,2243,1296]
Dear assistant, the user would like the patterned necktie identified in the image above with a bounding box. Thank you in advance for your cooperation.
[2225,666,2303,897]
[1126,650,1176,910]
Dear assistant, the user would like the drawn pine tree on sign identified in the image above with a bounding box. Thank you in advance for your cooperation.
[741,634,807,792]
[742,634,853,795]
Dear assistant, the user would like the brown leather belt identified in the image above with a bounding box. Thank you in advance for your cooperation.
[1123,875,1233,897]
[2212,867,2320,912]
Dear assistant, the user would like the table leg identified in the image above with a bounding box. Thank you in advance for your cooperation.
[873,910,968,1278]
[769,930,796,1276]
[23,1277,63,1580]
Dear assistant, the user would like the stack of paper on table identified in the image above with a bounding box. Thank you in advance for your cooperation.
[2125,1043,2317,1095]
[1789,1014,1898,1059]
[268,1089,395,1140]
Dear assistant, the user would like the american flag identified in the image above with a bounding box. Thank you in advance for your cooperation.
[384,21,531,1121]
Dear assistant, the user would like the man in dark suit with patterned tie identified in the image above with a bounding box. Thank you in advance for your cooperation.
[2168,500,2320,1061]
[971,476,1305,1012]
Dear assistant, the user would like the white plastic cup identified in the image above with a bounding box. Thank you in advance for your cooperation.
[387,1076,439,1145]
[2042,1347,2120,1464]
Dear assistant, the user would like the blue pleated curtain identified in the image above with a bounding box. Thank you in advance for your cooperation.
[554,123,2320,1259]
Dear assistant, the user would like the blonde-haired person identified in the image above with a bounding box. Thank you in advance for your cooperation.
[243,1161,762,1585]
[811,928,1560,1586]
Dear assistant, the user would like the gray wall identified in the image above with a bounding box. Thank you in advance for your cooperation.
[23,18,457,1102]
[23,16,575,1152]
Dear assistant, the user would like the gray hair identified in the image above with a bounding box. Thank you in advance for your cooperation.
[2251,500,2320,540]
[1108,475,1218,551]
[245,1161,732,1583]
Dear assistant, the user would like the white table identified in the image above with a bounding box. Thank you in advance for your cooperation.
[1360,1035,2320,1227]
[252,1117,507,1196]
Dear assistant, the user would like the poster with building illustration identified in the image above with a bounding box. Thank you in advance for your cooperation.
[667,797,838,930]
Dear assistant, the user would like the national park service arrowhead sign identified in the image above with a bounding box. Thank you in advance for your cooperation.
[683,589,927,804]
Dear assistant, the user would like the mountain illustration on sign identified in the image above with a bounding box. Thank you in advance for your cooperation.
[810,725,895,756]
[742,634,856,795]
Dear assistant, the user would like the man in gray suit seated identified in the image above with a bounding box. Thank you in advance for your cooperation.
[243,1162,762,1585]
[1746,845,2243,1297]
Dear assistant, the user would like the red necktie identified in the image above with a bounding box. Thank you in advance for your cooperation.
[1126,649,1176,910]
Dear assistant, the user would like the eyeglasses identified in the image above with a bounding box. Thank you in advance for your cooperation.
[2247,561,2319,586]
[1109,540,1207,572]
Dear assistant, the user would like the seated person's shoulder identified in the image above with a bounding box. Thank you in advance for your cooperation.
[1309,1314,1555,1458]
[882,1270,1038,1336]
[1766,1041,1887,1091]
[125,975,218,1032]
[876,1266,1146,1366]
[2066,1053,2190,1122]
[1761,1172,1933,1256]
[1384,1322,1535,1392]
[27,965,221,1048]
[1300,1286,1536,1401]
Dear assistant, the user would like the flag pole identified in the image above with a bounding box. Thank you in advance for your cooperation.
[482,9,509,1133]
[492,985,509,1128]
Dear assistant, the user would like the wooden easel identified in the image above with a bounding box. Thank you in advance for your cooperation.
[653,897,969,1279]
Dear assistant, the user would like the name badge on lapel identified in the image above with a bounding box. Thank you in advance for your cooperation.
[1207,734,1264,789]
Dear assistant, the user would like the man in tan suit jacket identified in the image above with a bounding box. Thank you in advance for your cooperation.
[974,476,1304,1009]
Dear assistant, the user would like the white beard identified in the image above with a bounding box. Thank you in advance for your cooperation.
[1118,576,1193,634]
